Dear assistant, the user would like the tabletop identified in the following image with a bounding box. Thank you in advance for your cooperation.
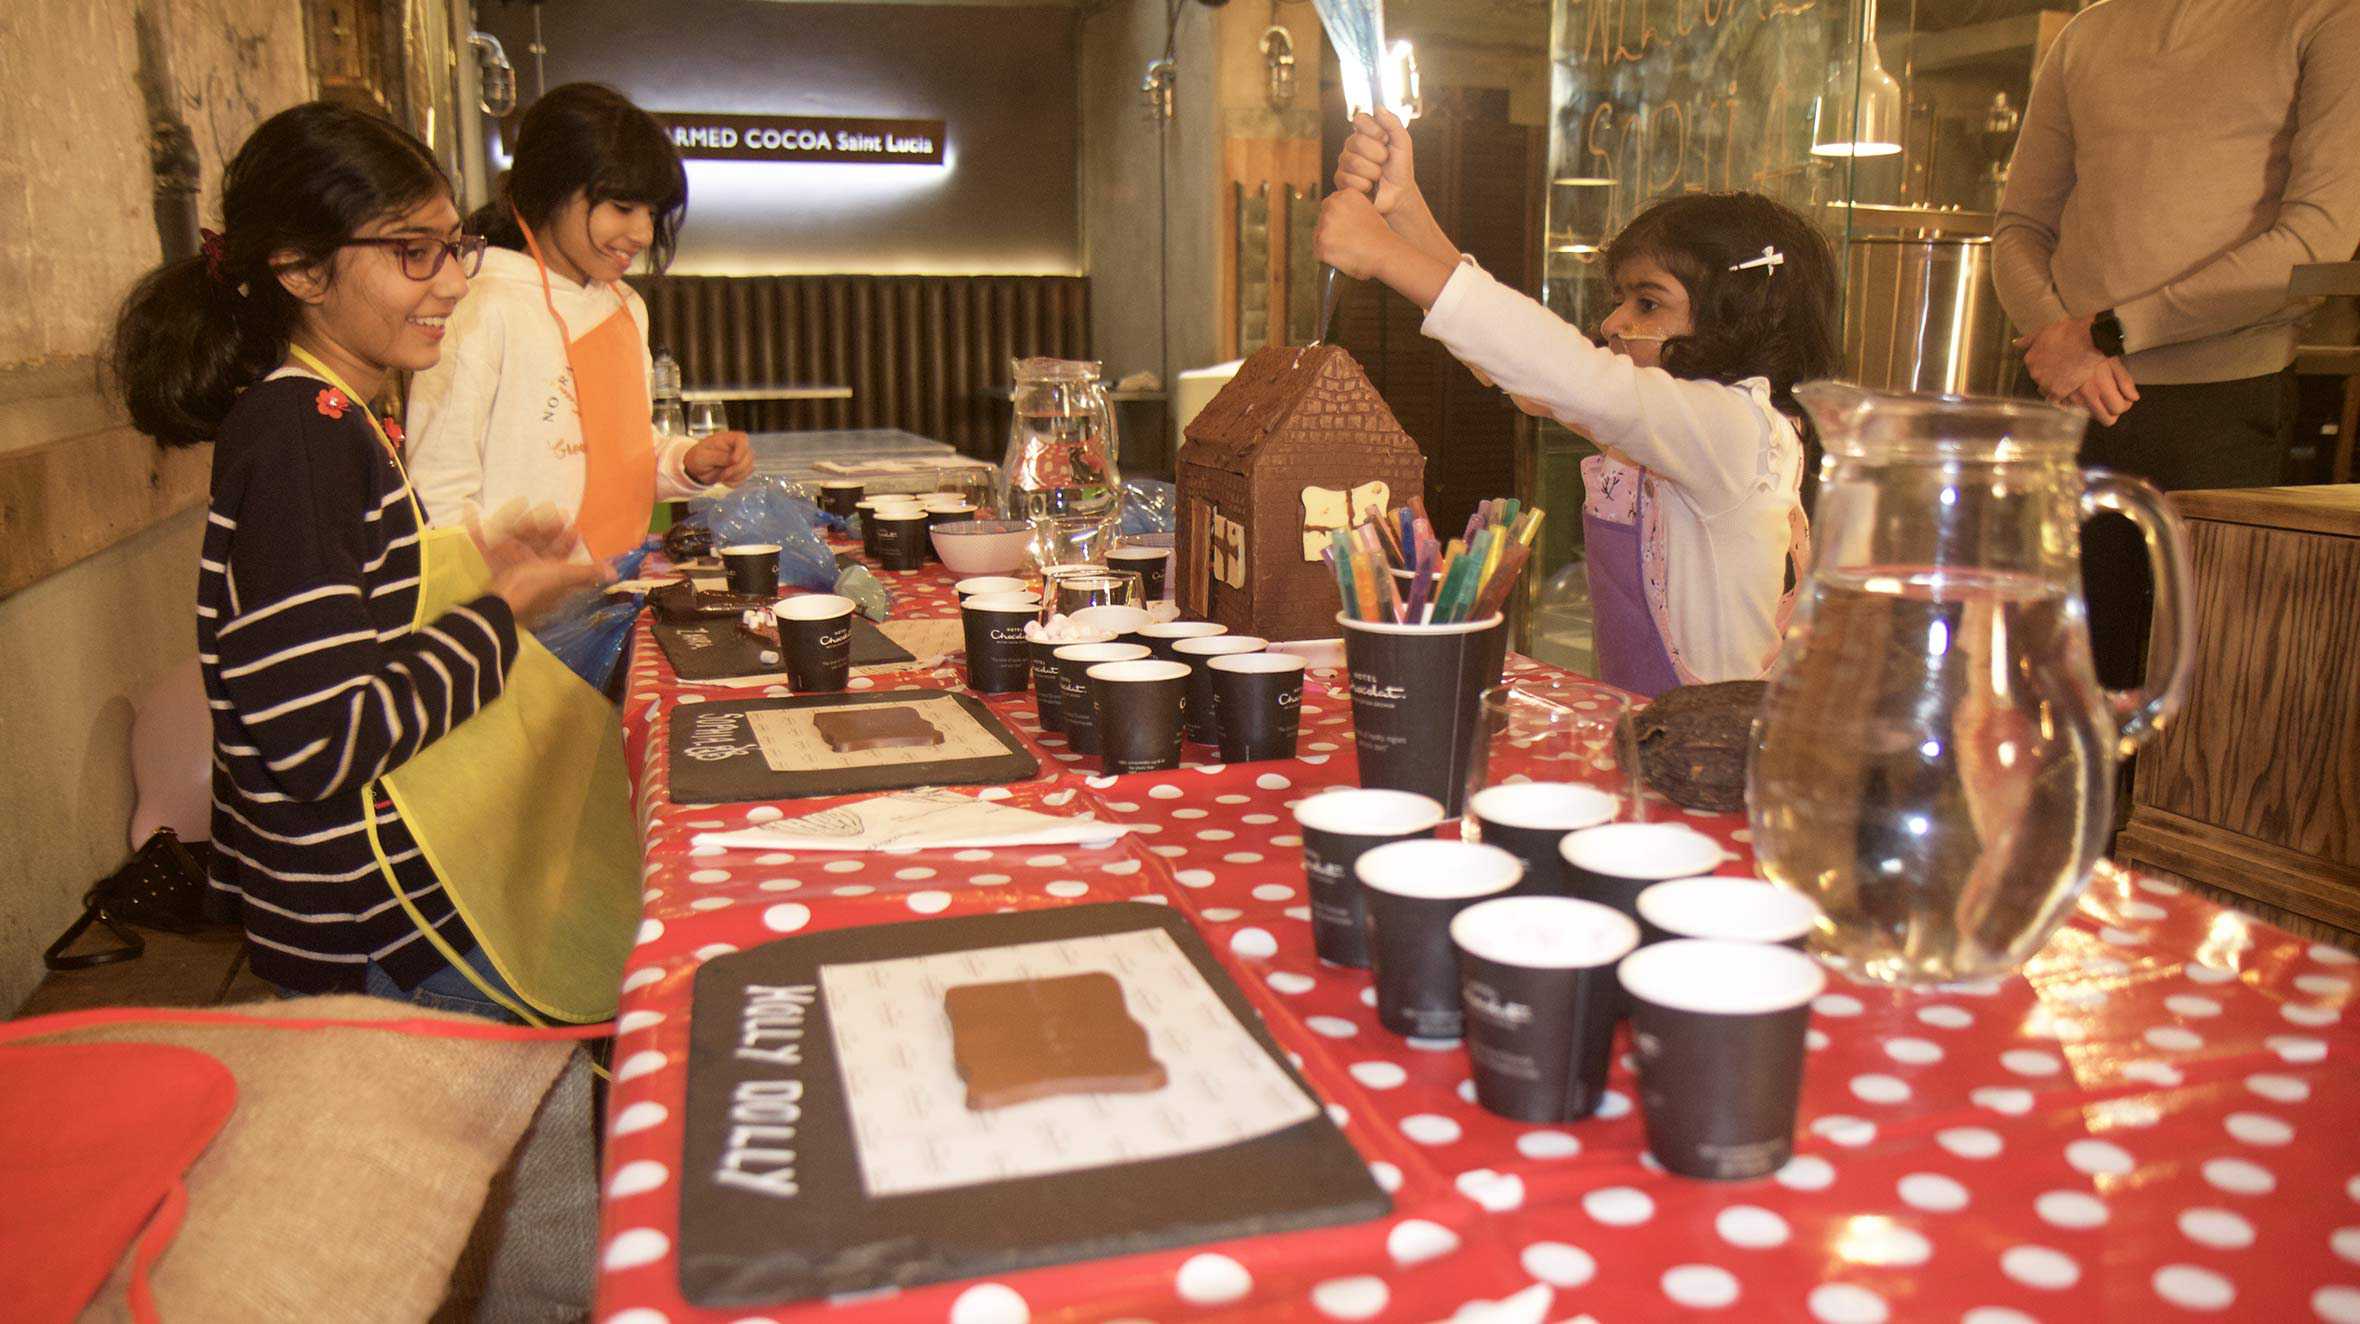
[685,385,857,403]
[595,553,2360,1324]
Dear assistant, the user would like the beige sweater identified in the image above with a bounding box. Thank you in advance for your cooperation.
[1993,0,2360,384]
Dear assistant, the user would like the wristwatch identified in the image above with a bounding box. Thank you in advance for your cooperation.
[2091,308,2126,357]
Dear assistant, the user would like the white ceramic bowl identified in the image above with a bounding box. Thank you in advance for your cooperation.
[930,518,1033,575]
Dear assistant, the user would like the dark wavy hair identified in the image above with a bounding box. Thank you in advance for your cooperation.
[1602,192,1840,412]
[108,102,450,448]
[472,82,687,273]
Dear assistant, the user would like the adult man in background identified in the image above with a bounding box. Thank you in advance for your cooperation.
[1993,0,2360,687]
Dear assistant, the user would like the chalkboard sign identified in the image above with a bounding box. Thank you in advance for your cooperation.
[653,616,913,682]
[667,690,1036,803]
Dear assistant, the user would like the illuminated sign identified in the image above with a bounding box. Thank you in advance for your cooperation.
[657,113,946,166]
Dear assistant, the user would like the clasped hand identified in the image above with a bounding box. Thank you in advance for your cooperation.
[2015,315,2138,427]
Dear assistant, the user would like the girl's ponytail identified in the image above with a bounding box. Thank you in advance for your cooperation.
[468,169,525,250]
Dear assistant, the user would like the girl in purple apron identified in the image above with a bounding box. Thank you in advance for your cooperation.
[1316,113,1836,698]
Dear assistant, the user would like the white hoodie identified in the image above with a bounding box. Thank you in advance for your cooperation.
[404,246,708,534]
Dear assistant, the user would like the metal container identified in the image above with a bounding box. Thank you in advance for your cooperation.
[1843,234,2018,397]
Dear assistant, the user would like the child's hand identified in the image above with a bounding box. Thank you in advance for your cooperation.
[1335,110,1419,216]
[686,429,756,485]
[488,549,611,628]
[1315,189,1402,281]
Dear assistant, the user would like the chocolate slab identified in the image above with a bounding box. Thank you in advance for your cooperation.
[667,690,1036,803]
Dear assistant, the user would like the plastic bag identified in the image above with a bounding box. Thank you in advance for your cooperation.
[1118,477,1177,536]
[534,547,648,692]
[693,476,839,591]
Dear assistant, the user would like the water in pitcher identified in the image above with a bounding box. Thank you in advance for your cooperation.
[1749,566,2117,986]
[1005,410,1120,565]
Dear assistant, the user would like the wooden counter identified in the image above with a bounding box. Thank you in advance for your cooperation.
[2116,484,2360,937]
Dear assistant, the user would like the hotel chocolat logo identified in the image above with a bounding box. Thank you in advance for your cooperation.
[659,112,946,165]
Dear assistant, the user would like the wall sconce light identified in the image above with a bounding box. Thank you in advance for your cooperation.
[1260,26,1296,109]
[470,32,517,118]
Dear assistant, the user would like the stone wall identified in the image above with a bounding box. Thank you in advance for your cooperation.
[0,0,310,1011]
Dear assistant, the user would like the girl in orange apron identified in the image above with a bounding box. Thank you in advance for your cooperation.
[405,82,753,559]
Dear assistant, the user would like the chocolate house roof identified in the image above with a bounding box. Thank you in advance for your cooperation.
[1180,344,1414,470]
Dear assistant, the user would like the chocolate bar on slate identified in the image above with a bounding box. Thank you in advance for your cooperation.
[944,972,1168,1110]
[812,706,944,753]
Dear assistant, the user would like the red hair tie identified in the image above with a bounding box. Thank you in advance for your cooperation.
[198,228,230,283]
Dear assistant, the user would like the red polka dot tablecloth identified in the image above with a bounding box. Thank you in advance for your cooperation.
[598,557,2360,1324]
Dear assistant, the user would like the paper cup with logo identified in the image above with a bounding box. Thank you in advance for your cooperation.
[1636,877,1820,950]
[1340,612,1505,815]
[956,575,1030,603]
[1467,782,1620,897]
[1068,604,1152,649]
[774,593,856,692]
[1619,938,1825,1180]
[1089,659,1189,774]
[1026,624,1111,733]
[1172,635,1267,744]
[1108,542,1173,600]
[1453,896,1639,1122]
[1461,680,1637,840]
[1211,652,1306,764]
[1291,789,1444,969]
[1053,642,1148,755]
[720,544,781,597]
[873,510,931,571]
[817,480,864,518]
[1556,821,1725,923]
[1138,621,1225,729]
[961,592,1038,693]
[1355,840,1522,1038]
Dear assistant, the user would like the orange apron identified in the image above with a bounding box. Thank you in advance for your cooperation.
[517,212,657,559]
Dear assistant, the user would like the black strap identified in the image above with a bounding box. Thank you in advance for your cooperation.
[43,902,146,971]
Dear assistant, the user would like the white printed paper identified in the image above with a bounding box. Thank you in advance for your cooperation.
[693,789,1135,853]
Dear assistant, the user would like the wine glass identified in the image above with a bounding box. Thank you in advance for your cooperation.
[687,399,727,439]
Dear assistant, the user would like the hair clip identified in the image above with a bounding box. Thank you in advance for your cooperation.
[1729,245,1784,274]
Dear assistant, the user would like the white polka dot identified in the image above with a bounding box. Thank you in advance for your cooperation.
[2067,1139,2135,1176]
[1808,1283,1889,1324]
[1306,1016,1358,1038]
[1776,1155,1836,1191]
[622,966,665,994]
[1310,1276,1389,1320]
[1519,1241,1596,1288]
[1851,1074,1911,1104]
[2152,1264,2235,1311]
[1175,869,1215,889]
[2145,1025,2204,1052]
[1515,1130,1581,1160]
[2201,1157,2276,1195]
[1195,829,1236,843]
[1715,1205,1789,1248]
[1368,1161,1402,1192]
[1223,852,1265,865]
[2226,1112,2294,1146]
[2036,1190,2108,1229]
[1583,1186,1655,1226]
[1972,1086,2036,1116]
[1401,1114,1462,1145]
[2166,993,2224,1019]
[2314,1287,2360,1324]
[689,869,731,884]
[603,1227,670,1271]
[2176,1207,2254,1250]
[976,787,1013,801]
[2313,944,2360,966]
[1230,928,1278,959]
[1148,784,1184,799]
[1596,1089,1632,1118]
[2001,1245,2080,1290]
[1044,880,1090,899]
[1267,971,1316,995]
[953,849,992,862]
[949,1282,1030,1324]
[1660,1264,1740,1309]
[611,1101,668,1136]
[618,1009,664,1035]
[2119,899,2168,922]
[2332,1226,2360,1264]
[2121,1059,2186,1087]
[1100,859,1143,876]
[2101,926,2145,948]
[758,879,799,893]
[688,897,733,912]
[1938,1127,2005,1160]
[1961,1309,2039,1324]
[608,1160,670,1198]
[1815,993,1864,1017]
[1174,1253,1251,1306]
[693,942,737,963]
[615,1050,666,1082]
[1807,1029,1831,1051]
[2002,1049,2063,1077]
[1251,884,1295,902]
[762,903,811,932]
[1812,1115,1878,1147]
[906,890,953,914]
[823,859,863,874]
[2266,1034,2328,1063]
[2284,1003,2343,1027]
[1845,1222,1931,1267]
[2184,962,2239,985]
[1898,1173,1969,1212]
[1883,1037,1944,1065]
[1386,1218,1460,1265]
[1256,773,1292,790]
[635,918,665,945]
[1455,1169,1525,1211]
[2241,1072,2310,1104]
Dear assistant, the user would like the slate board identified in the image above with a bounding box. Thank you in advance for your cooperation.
[653,615,914,682]
[678,903,1391,1308]
[666,690,1036,803]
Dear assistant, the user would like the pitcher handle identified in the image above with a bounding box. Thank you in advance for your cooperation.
[2079,468,2196,755]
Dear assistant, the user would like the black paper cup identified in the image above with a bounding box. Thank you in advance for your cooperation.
[1340,612,1506,816]
[924,505,978,559]
[1172,635,1267,744]
[774,593,855,692]
[874,511,931,571]
[1453,896,1639,1122]
[957,575,1031,604]
[961,592,1039,693]
[1618,939,1826,1180]
[818,480,864,517]
[857,499,921,559]
[1556,822,1726,924]
[1137,620,1227,662]
[1468,782,1620,898]
[1211,652,1306,764]
[1356,840,1523,1038]
[1053,642,1147,754]
[1109,543,1172,600]
[1068,604,1152,649]
[719,544,781,597]
[1637,877,1821,950]
[1292,789,1445,968]
[1088,659,1189,774]
[1026,627,1110,732]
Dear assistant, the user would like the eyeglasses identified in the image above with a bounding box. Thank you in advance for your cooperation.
[341,234,488,281]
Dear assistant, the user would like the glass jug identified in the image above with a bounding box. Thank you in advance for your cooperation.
[1749,384,2195,987]
[1002,357,1122,568]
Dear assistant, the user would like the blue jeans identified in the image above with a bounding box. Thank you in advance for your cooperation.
[359,946,528,1023]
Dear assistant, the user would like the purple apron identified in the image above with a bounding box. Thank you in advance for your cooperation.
[1584,478,1682,699]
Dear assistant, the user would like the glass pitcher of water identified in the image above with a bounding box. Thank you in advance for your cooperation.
[1002,357,1122,568]
[1749,383,2195,987]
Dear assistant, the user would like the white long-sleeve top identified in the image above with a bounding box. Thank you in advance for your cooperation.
[1420,258,1806,684]
[404,247,707,535]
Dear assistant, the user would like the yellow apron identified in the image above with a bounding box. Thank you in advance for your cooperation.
[287,347,641,1025]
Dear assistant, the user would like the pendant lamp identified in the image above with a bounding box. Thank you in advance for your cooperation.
[1811,0,1903,158]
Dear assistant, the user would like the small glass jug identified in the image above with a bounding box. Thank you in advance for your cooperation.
[1749,384,2195,987]
[1002,357,1123,569]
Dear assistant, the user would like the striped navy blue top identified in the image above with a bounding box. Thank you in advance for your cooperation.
[197,371,519,993]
